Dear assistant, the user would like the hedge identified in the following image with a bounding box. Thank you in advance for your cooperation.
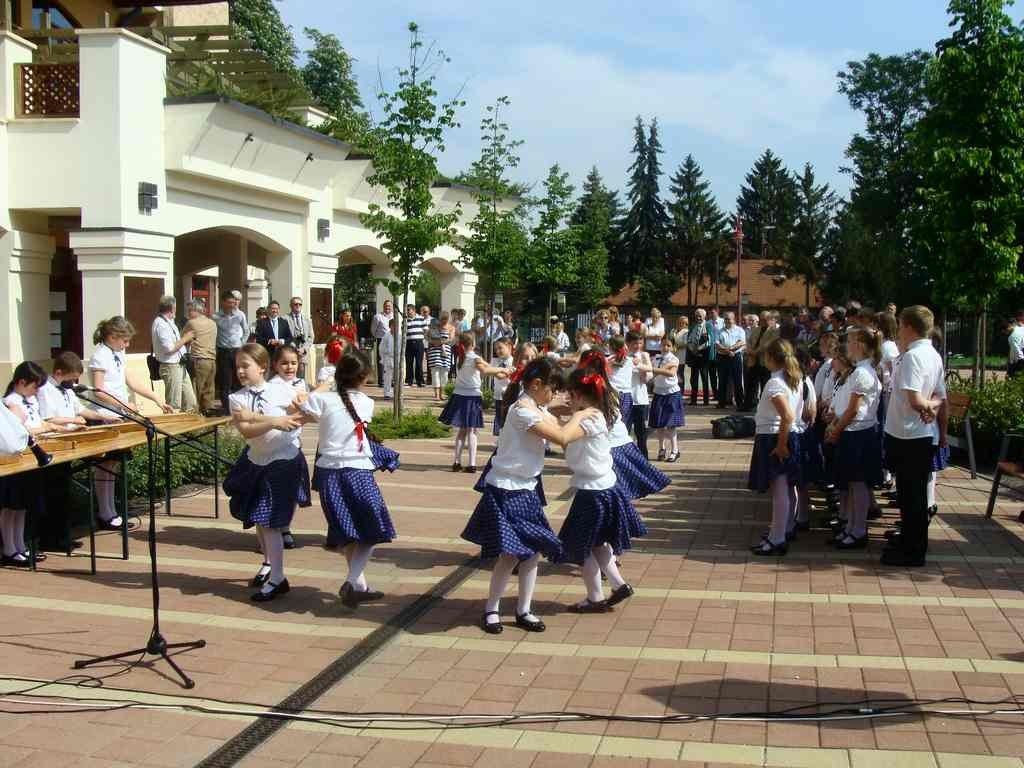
[948,373,1024,464]
[370,408,451,440]
[122,429,247,500]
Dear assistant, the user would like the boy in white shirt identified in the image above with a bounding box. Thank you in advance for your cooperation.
[380,319,396,399]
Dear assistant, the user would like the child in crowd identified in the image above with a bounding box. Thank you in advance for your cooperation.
[557,367,647,613]
[824,330,882,549]
[607,336,635,429]
[813,333,840,515]
[649,336,684,462]
[380,318,396,400]
[271,344,306,549]
[461,358,581,634]
[875,311,900,489]
[2,362,51,567]
[299,349,399,608]
[926,327,950,519]
[224,343,309,602]
[317,337,345,390]
[438,332,507,473]
[490,338,515,437]
[748,340,804,557]
[792,348,820,533]
[540,335,561,361]
[625,330,652,459]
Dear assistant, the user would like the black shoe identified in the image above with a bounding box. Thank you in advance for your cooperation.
[2,553,31,568]
[667,451,680,463]
[884,529,900,542]
[751,540,787,556]
[867,505,883,520]
[880,550,925,567]
[928,505,938,520]
[20,550,45,562]
[282,531,296,549]
[354,588,384,604]
[515,613,546,632]
[452,462,463,472]
[250,563,271,589]
[834,534,868,550]
[464,465,477,474]
[657,449,666,461]
[568,598,609,613]
[481,610,503,634]
[251,579,290,602]
[606,583,634,607]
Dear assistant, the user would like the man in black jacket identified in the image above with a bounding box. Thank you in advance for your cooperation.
[255,300,293,353]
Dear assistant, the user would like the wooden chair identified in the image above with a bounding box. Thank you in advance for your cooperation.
[986,432,1024,518]
[946,392,977,479]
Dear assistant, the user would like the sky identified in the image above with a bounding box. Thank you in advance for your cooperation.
[278,1,1023,211]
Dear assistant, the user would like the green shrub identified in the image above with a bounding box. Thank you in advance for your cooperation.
[948,374,1024,462]
[442,381,495,410]
[371,408,451,439]
[123,429,247,500]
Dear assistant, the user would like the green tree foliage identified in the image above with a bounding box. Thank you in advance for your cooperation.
[334,264,374,316]
[231,0,298,74]
[569,167,615,310]
[912,0,1024,312]
[301,27,369,142]
[788,163,837,306]
[360,22,463,420]
[616,117,669,288]
[831,50,932,306]
[735,149,798,265]
[525,164,581,324]
[412,269,441,308]
[665,154,728,307]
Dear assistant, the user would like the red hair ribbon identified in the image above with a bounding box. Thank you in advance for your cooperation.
[509,363,525,383]
[581,373,606,397]
[614,346,627,362]
[354,420,366,451]
[325,339,344,364]
[542,341,551,354]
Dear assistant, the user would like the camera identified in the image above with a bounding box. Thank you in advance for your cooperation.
[293,333,306,346]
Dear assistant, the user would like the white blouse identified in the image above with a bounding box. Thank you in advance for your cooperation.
[454,351,483,396]
[4,392,43,429]
[564,414,616,491]
[608,416,632,448]
[653,352,680,395]
[229,379,301,465]
[831,360,880,432]
[755,370,802,435]
[300,389,375,470]
[37,377,84,421]
[89,343,128,413]
[608,357,634,393]
[880,340,900,393]
[491,356,513,401]
[487,397,547,492]
[793,377,816,434]
[0,400,29,455]
[630,352,650,405]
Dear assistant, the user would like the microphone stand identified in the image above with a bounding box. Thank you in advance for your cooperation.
[71,389,218,689]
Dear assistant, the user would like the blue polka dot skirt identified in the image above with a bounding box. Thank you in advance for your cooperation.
[556,486,647,565]
[648,391,685,428]
[370,441,401,473]
[834,428,883,489]
[461,484,562,561]
[747,432,802,492]
[611,442,670,500]
[474,453,547,506]
[617,392,634,429]
[931,443,950,472]
[439,393,484,428]
[317,467,396,546]
[225,449,311,529]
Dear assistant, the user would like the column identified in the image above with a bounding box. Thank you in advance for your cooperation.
[439,270,478,318]
[0,229,53,382]
[372,263,397,309]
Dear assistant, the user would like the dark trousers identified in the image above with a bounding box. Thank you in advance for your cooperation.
[885,435,933,558]
[708,356,719,400]
[405,339,424,385]
[717,354,744,407]
[743,363,767,410]
[1010,360,1024,378]
[631,404,650,459]
[216,347,241,414]
[689,353,710,404]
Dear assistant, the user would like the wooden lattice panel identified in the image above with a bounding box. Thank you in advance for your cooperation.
[19,63,80,117]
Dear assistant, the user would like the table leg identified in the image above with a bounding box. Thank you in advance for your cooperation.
[165,436,172,517]
[120,453,129,561]
[214,426,220,519]
[88,465,97,576]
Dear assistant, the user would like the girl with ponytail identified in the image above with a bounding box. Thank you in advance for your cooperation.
[555,367,648,613]
[748,339,804,556]
[298,348,400,608]
[439,332,509,473]
[606,336,635,427]
[648,336,685,462]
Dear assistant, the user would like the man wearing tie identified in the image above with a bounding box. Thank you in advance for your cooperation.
[255,300,293,354]
[285,296,314,380]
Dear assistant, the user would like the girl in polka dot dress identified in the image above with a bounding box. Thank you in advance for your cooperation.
[299,349,400,609]
[271,344,307,550]
[462,357,601,635]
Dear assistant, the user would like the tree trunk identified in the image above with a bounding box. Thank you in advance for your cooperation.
[547,289,553,335]
[972,312,982,386]
[395,283,409,423]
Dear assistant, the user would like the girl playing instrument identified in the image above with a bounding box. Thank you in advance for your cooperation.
[462,358,595,634]
[271,344,306,549]
[649,336,684,462]
[748,340,804,557]
[439,332,508,473]
[224,343,309,602]
[557,367,647,613]
[299,349,400,608]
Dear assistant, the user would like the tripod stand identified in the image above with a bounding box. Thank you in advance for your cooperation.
[72,393,226,689]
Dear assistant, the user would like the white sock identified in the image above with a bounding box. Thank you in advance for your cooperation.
[926,472,937,509]
[347,544,374,591]
[454,429,466,465]
[1,510,16,557]
[485,555,517,622]
[582,554,604,603]
[13,510,26,553]
[95,461,117,522]
[769,477,789,545]
[468,430,479,467]
[669,429,678,454]
[515,554,539,618]
[594,543,625,589]
[261,528,285,592]
[848,482,870,539]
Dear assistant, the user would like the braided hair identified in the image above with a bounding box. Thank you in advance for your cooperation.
[334,349,381,445]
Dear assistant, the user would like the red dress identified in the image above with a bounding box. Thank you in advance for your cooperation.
[331,323,359,349]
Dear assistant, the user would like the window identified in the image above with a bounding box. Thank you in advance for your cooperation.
[31,0,80,29]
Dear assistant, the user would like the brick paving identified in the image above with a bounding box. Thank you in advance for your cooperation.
[1,385,1023,767]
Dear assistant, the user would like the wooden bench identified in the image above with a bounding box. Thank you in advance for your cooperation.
[946,392,978,479]
[986,432,1024,518]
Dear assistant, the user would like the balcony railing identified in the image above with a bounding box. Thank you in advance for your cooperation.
[17,61,80,117]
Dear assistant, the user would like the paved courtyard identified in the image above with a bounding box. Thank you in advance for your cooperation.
[1,386,1024,768]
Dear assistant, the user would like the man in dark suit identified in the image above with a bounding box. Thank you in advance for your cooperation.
[255,300,293,353]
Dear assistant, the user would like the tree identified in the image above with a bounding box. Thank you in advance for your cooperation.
[360,23,463,420]
[525,164,581,325]
[334,264,374,317]
[735,149,798,266]
[912,0,1024,383]
[787,163,837,306]
[301,28,369,142]
[569,167,615,310]
[231,0,298,74]
[456,97,528,355]
[616,117,669,288]
[666,154,728,307]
